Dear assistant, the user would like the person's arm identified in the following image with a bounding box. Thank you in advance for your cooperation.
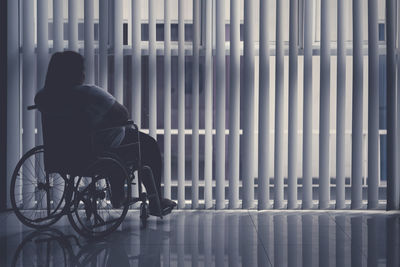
[98,101,130,128]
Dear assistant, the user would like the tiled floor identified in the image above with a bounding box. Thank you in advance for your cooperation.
[0,210,399,266]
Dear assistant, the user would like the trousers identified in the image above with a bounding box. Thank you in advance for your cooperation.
[118,127,163,199]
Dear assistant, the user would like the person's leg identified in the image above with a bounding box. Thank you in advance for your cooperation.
[117,128,176,214]
[138,132,162,199]
[137,131,176,214]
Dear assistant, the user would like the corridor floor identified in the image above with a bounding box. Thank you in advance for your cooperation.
[0,210,399,266]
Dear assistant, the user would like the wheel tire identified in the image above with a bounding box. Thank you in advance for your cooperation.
[68,157,130,238]
[10,146,70,229]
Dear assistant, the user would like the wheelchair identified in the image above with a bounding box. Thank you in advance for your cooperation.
[10,105,166,238]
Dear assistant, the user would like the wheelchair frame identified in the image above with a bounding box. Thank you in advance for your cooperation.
[10,105,163,238]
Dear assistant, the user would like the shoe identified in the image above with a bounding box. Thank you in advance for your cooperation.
[148,196,177,216]
[161,198,177,209]
[160,198,177,216]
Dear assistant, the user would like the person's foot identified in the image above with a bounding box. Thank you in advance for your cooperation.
[160,198,177,216]
[148,197,176,216]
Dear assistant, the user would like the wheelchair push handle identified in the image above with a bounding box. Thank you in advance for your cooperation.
[126,119,139,131]
[27,105,38,110]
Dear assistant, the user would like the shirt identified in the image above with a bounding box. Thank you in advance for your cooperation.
[35,85,126,150]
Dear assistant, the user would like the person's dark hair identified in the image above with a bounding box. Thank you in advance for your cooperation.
[44,51,84,90]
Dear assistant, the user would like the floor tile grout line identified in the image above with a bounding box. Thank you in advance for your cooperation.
[326,211,369,260]
[247,210,273,266]
[326,211,351,239]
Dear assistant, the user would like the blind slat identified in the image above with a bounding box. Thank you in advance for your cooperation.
[336,0,346,209]
[99,0,108,89]
[177,0,185,208]
[84,0,94,84]
[274,0,284,209]
[215,0,226,210]
[351,0,364,209]
[53,0,63,52]
[149,0,157,139]
[242,0,255,209]
[164,0,172,200]
[229,0,240,209]
[204,0,213,209]
[132,0,142,126]
[303,0,313,209]
[258,0,271,210]
[68,0,78,51]
[131,0,141,202]
[114,0,123,103]
[191,0,200,208]
[319,0,331,209]
[367,0,380,209]
[37,0,48,89]
[288,0,299,209]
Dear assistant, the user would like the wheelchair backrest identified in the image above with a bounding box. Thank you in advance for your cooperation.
[41,110,93,174]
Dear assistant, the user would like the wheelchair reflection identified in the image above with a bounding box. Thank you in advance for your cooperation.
[12,227,169,267]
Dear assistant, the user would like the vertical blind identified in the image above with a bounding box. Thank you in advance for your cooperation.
[6,0,400,210]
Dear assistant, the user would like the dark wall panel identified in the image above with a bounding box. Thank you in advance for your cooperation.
[0,0,7,211]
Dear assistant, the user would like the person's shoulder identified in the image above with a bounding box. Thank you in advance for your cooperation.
[75,84,113,97]
[74,84,116,109]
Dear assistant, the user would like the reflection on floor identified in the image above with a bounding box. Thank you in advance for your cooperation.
[0,210,400,266]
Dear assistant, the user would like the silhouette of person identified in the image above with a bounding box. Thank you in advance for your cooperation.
[35,51,176,214]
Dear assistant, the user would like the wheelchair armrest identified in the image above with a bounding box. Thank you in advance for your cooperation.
[93,120,138,134]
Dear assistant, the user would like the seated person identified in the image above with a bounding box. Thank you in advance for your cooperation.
[35,51,176,215]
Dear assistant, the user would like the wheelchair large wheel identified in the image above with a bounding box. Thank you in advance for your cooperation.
[68,157,130,238]
[10,146,71,228]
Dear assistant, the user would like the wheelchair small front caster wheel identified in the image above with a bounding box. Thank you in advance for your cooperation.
[140,202,149,228]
